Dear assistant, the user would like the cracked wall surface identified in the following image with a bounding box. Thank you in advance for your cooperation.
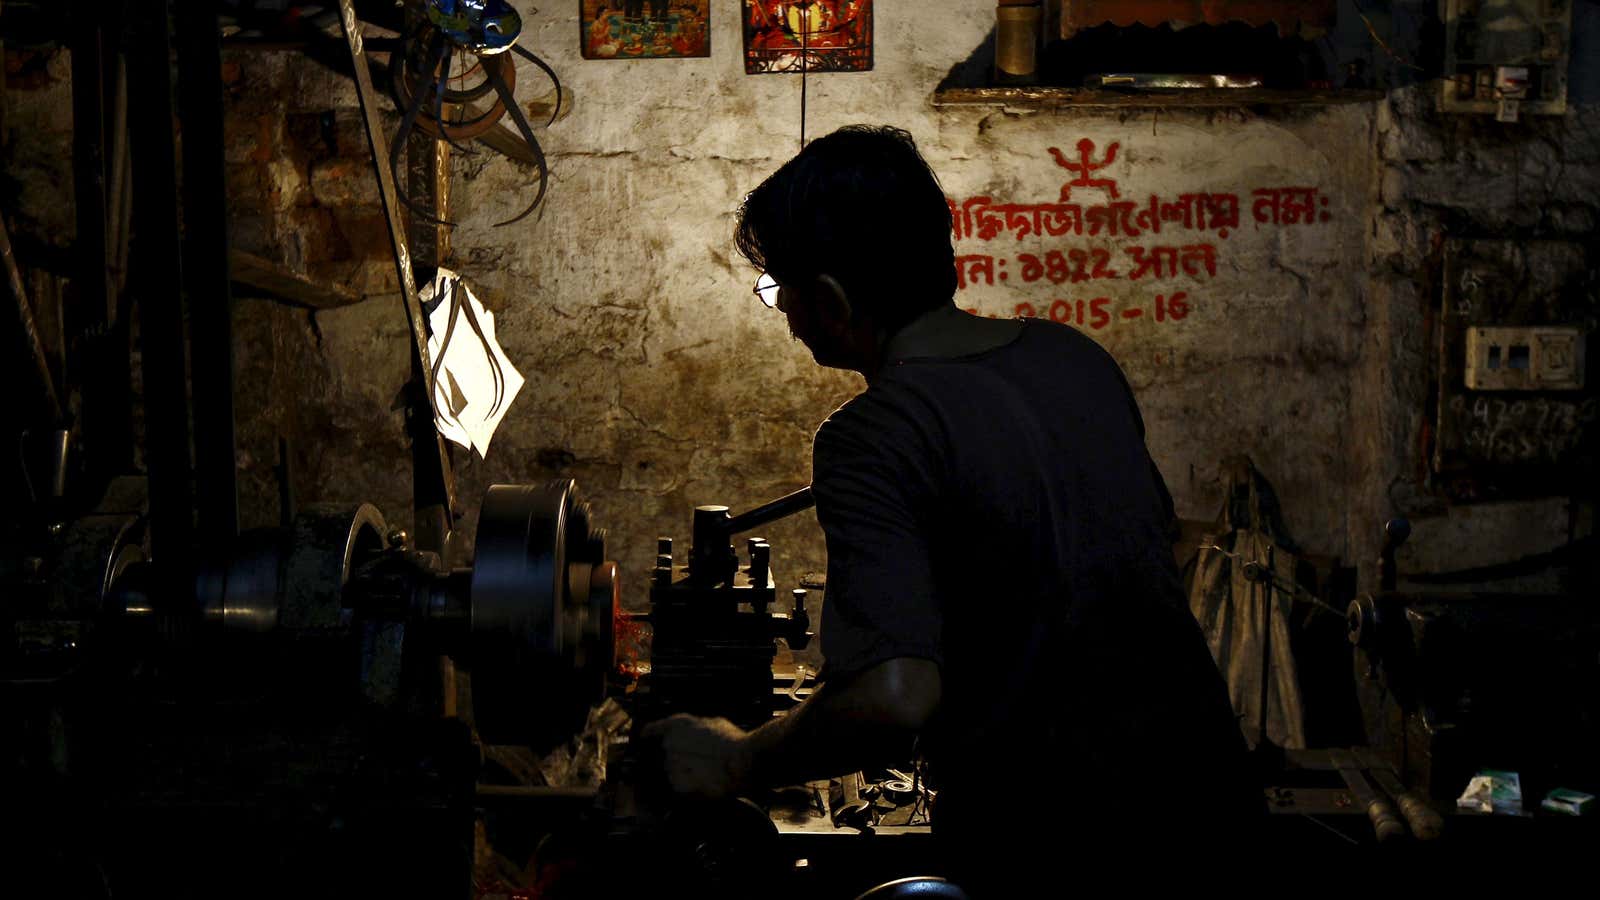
[212,3,1600,614]
[1352,86,1600,593]
[3,3,1595,650]
[215,3,1382,629]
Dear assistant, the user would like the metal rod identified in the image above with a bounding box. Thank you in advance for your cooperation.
[1257,544,1273,748]
[339,0,458,559]
[106,51,128,296]
[128,0,195,602]
[70,0,134,485]
[0,1,7,151]
[405,97,453,272]
[799,1,808,151]
[1379,518,1409,591]
[113,127,133,297]
[474,785,599,801]
[1,212,62,423]
[177,0,240,545]
[69,0,111,338]
[723,486,816,536]
[276,435,295,530]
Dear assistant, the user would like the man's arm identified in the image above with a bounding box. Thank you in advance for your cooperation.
[642,398,944,798]
[644,656,941,799]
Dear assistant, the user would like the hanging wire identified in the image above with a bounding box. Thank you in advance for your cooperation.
[800,2,809,151]
[1300,812,1360,845]
[1350,0,1426,73]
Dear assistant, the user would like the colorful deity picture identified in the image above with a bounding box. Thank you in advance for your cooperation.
[743,1,873,74]
[581,1,710,60]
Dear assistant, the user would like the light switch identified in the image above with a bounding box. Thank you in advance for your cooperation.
[1466,326,1586,390]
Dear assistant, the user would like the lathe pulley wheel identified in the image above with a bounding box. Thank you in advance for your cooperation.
[470,480,615,748]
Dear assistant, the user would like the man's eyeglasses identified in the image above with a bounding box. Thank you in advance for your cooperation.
[752,273,780,309]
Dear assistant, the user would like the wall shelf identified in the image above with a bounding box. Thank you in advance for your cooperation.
[230,249,363,310]
[931,86,1385,110]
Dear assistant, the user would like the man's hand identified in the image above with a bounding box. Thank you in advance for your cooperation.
[640,658,940,801]
[641,714,753,800]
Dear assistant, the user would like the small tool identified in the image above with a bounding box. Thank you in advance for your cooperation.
[831,771,875,829]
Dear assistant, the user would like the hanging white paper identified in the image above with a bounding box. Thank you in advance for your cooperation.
[422,268,525,459]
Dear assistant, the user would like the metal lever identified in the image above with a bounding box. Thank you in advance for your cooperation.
[689,488,816,585]
[1379,518,1411,592]
[722,486,816,536]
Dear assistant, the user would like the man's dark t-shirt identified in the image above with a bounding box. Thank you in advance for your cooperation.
[812,318,1258,855]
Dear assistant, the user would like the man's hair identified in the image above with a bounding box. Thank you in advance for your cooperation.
[735,125,957,333]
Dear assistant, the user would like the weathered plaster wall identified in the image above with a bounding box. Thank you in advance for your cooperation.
[218,3,1385,622]
[223,52,403,297]
[1353,85,1600,592]
[0,49,74,252]
[5,2,1594,623]
[219,51,416,529]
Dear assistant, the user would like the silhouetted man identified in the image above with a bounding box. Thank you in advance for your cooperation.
[647,126,1261,891]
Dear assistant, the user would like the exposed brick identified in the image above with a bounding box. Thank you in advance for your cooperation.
[310,158,380,207]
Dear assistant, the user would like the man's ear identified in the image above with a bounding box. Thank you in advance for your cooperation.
[813,274,852,328]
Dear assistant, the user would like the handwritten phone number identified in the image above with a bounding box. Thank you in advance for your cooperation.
[1449,394,1597,463]
[966,293,1192,329]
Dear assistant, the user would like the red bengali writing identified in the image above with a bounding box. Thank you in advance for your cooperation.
[965,293,1192,330]
[955,245,1216,290]
[1251,187,1331,225]
[949,193,1238,242]
[947,188,1330,243]
[1126,244,1217,280]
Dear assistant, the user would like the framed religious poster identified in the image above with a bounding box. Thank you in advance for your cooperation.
[743,0,873,74]
[581,0,710,59]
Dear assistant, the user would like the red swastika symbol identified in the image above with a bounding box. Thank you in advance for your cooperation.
[1048,138,1121,201]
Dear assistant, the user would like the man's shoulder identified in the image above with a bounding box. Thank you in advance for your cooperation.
[1016,317,1121,366]
[812,394,877,465]
[815,380,932,449]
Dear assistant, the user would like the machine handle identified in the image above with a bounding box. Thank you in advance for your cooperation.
[1332,749,1408,843]
[722,486,815,536]
[1361,757,1444,842]
[1364,795,1408,843]
[1379,517,1410,592]
[1395,791,1444,841]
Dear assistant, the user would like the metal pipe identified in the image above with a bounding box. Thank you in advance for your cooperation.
[177,0,240,544]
